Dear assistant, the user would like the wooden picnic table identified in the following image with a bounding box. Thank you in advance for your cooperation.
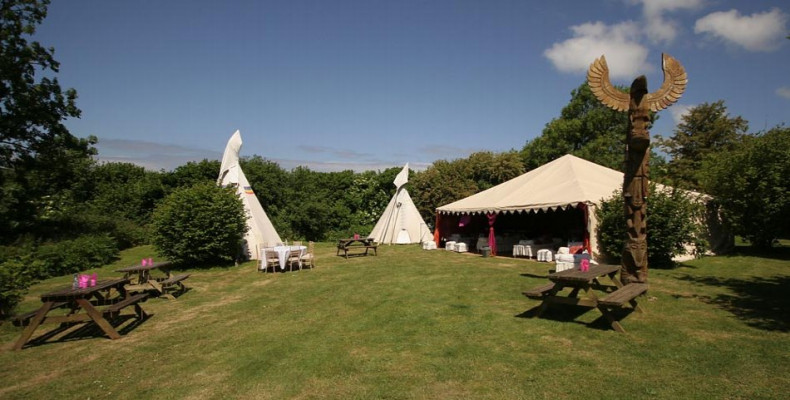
[12,278,149,350]
[336,238,378,258]
[116,261,189,299]
[523,264,648,333]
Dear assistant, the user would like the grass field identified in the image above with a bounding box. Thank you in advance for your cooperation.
[1,243,788,399]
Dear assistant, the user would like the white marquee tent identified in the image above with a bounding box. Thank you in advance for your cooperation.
[369,163,433,244]
[217,130,282,260]
[435,154,725,258]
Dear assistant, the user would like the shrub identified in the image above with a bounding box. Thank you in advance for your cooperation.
[33,234,119,278]
[0,259,32,319]
[43,210,149,249]
[0,235,117,317]
[151,182,247,265]
[596,184,708,268]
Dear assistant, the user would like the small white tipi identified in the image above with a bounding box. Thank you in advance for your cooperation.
[368,163,433,244]
[217,130,282,260]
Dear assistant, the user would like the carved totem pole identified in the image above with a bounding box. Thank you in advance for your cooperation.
[586,54,687,284]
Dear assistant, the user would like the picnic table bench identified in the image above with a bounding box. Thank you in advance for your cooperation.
[116,261,189,299]
[522,282,556,299]
[12,278,150,350]
[12,302,67,327]
[336,238,378,258]
[523,264,647,333]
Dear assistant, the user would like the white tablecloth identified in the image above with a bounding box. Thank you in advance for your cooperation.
[513,244,538,258]
[269,245,306,270]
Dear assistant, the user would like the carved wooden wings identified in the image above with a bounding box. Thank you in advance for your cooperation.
[587,53,687,112]
[587,55,630,111]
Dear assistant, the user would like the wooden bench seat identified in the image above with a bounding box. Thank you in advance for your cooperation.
[104,293,149,319]
[12,302,67,327]
[598,283,648,307]
[156,273,190,299]
[337,242,378,258]
[159,273,190,287]
[522,283,556,299]
[597,283,648,333]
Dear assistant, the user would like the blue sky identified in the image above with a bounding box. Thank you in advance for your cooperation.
[35,0,789,171]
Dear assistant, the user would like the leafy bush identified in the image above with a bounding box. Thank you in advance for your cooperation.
[33,234,119,278]
[151,183,247,265]
[0,259,32,318]
[596,184,708,268]
[42,210,149,249]
[0,235,117,317]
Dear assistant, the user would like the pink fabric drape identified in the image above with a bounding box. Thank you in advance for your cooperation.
[434,214,441,246]
[487,213,497,256]
[579,203,591,254]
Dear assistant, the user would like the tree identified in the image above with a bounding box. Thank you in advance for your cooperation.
[700,126,790,248]
[0,0,83,167]
[411,159,478,223]
[657,101,748,190]
[465,151,525,191]
[0,0,95,239]
[521,82,633,171]
[161,159,221,190]
[240,156,288,217]
[151,183,247,264]
[85,162,164,224]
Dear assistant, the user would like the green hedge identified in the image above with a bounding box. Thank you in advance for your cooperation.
[596,185,708,268]
[33,234,119,279]
[0,234,118,317]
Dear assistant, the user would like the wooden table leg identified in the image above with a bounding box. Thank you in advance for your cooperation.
[608,271,623,288]
[630,298,644,313]
[76,299,121,339]
[597,306,626,333]
[535,284,564,317]
[149,280,164,295]
[12,302,55,350]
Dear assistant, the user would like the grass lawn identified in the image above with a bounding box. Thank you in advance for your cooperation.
[1,243,788,399]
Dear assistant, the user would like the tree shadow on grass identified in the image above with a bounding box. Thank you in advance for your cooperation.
[675,274,790,332]
[721,245,790,262]
[520,272,550,279]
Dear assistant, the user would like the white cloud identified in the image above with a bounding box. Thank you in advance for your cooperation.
[92,138,427,172]
[668,103,695,125]
[544,21,652,80]
[777,87,790,99]
[272,158,427,173]
[94,138,220,171]
[297,144,372,160]
[694,8,788,52]
[630,0,704,44]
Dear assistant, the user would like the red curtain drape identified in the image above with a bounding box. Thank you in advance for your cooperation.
[487,213,497,256]
[579,203,591,254]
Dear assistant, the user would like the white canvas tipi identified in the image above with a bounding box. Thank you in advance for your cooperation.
[368,163,433,244]
[217,130,282,260]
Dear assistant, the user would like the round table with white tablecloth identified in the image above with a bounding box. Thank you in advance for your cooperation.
[269,245,306,270]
